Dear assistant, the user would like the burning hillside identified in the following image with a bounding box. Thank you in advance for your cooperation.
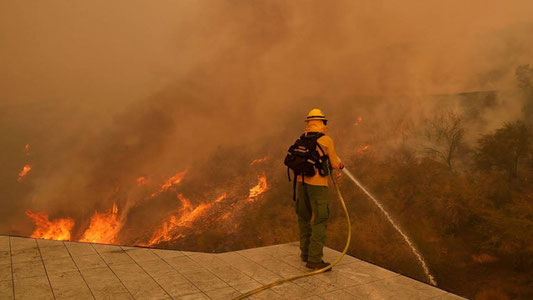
[22,158,272,249]
[8,92,533,299]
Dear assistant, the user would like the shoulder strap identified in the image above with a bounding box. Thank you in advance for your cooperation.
[307,132,326,156]
[292,172,297,201]
[316,142,326,156]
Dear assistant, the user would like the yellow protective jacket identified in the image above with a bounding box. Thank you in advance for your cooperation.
[296,120,341,187]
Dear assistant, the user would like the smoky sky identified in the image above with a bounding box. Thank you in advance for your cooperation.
[2,0,533,107]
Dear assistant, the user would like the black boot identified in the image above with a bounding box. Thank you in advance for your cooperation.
[300,254,308,262]
[306,260,332,271]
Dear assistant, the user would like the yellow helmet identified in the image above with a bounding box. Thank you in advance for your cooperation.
[305,109,327,122]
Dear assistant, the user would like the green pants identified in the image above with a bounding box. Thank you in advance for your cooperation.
[295,182,329,263]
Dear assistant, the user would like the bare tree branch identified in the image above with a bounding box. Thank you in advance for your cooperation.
[423,110,465,171]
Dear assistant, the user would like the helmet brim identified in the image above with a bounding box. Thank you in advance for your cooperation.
[305,117,327,122]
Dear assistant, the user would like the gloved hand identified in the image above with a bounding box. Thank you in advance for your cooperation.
[338,163,344,170]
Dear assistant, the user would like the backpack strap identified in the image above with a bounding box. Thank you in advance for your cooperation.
[305,132,326,154]
[316,141,326,157]
[302,174,309,200]
[292,172,297,201]
[292,172,308,202]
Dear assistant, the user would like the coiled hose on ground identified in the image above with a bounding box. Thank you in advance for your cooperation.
[234,172,351,299]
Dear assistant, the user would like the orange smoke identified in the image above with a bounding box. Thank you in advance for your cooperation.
[250,157,268,166]
[248,175,268,202]
[26,210,75,241]
[353,116,363,126]
[17,164,32,182]
[80,203,122,244]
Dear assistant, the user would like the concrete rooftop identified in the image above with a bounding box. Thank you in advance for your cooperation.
[0,235,465,300]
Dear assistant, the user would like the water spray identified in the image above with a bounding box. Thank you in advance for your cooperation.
[342,167,437,286]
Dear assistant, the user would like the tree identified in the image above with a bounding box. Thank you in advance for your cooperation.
[516,64,533,125]
[423,111,466,171]
[475,121,531,179]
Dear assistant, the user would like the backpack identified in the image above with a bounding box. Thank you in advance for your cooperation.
[284,132,330,201]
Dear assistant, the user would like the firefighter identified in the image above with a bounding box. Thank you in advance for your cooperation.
[296,109,343,270]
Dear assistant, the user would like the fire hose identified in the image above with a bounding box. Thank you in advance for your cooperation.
[234,171,351,299]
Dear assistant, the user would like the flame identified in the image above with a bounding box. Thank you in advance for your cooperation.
[353,116,363,126]
[17,164,32,182]
[357,145,371,153]
[248,175,268,202]
[146,194,223,246]
[80,203,122,244]
[472,253,498,264]
[137,176,148,186]
[26,210,75,241]
[150,169,188,198]
[250,157,268,166]
[215,193,227,203]
[25,144,30,155]
[173,196,211,227]
[219,212,231,220]
[160,170,188,191]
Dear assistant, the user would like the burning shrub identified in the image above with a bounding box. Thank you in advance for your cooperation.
[26,210,75,241]
[80,203,122,244]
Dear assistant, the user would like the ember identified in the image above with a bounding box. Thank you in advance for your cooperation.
[17,164,32,182]
[136,176,148,186]
[357,145,371,153]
